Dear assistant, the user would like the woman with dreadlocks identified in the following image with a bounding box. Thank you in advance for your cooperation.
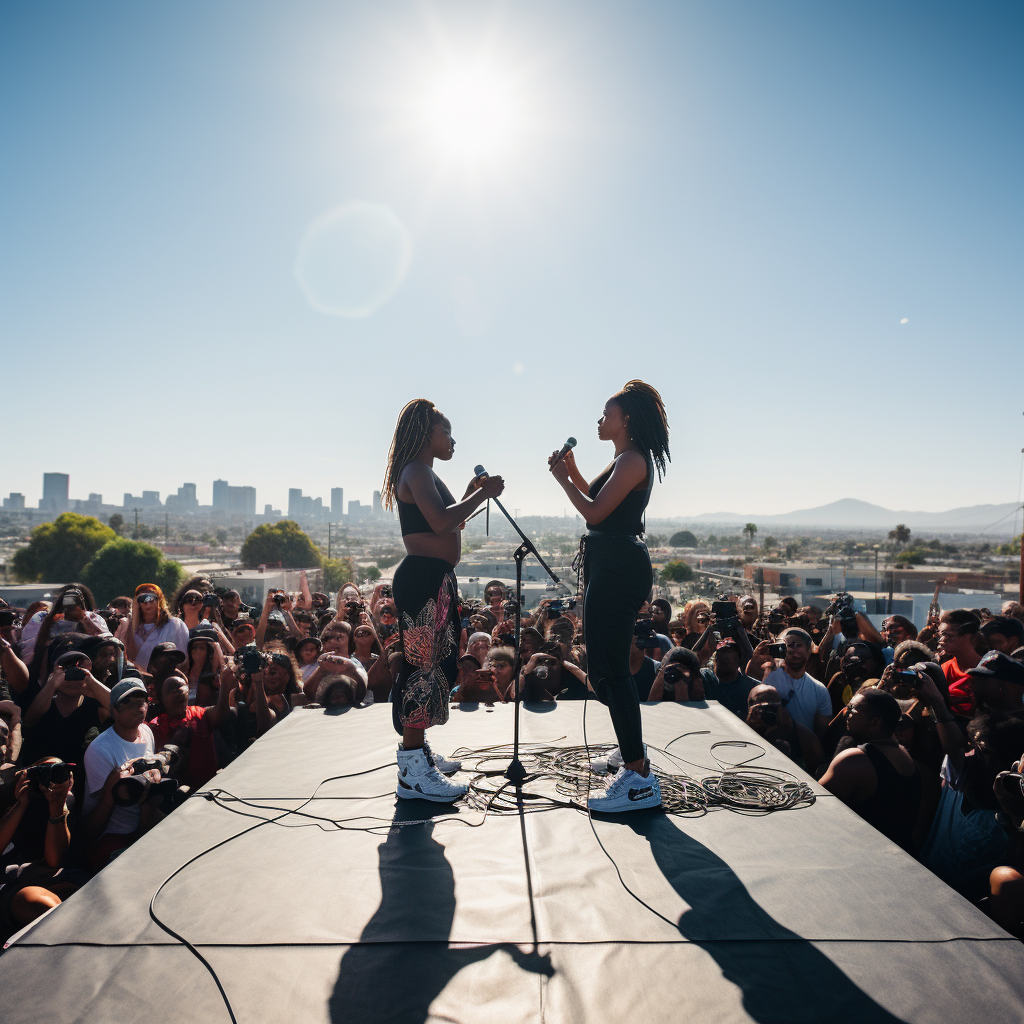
[382,399,505,801]
[548,380,670,812]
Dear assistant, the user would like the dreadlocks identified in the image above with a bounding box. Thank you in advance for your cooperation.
[612,380,670,481]
[382,399,446,510]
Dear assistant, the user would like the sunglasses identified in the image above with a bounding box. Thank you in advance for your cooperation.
[138,595,157,604]
[117,697,148,710]
[183,596,203,605]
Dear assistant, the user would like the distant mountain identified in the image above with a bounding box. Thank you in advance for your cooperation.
[684,498,1020,532]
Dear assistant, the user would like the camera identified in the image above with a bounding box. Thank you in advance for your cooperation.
[203,593,220,609]
[759,706,779,728]
[633,619,661,650]
[25,761,75,789]
[111,745,186,812]
[379,585,393,599]
[0,610,17,627]
[769,643,787,659]
[498,632,516,647]
[61,590,82,609]
[546,598,576,620]
[711,600,737,620]
[233,644,267,675]
[64,665,87,682]
[272,592,285,606]
[345,600,365,624]
[503,597,520,615]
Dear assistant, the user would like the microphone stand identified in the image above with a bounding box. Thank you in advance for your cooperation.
[486,496,570,785]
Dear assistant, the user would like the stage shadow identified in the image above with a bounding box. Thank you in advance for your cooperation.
[329,802,552,1024]
[625,814,907,1024]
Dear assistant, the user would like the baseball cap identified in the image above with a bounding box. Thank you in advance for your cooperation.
[968,651,1024,687]
[150,642,186,664]
[110,677,148,707]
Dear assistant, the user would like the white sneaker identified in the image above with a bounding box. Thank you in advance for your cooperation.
[590,743,647,775]
[396,746,468,803]
[422,740,462,775]
[587,762,661,813]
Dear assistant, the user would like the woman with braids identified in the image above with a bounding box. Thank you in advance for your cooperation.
[383,399,504,801]
[549,380,670,812]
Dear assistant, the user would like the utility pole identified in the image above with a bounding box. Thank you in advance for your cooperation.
[873,545,879,609]
[165,513,169,542]
[133,507,140,538]
[328,522,332,561]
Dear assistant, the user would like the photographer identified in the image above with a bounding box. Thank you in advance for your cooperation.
[185,632,223,706]
[455,650,509,703]
[702,639,759,717]
[648,647,709,703]
[20,651,111,770]
[690,602,755,672]
[0,755,84,937]
[82,678,159,869]
[149,670,236,789]
[519,645,590,702]
[745,684,824,773]
[178,590,234,652]
[825,640,885,716]
[629,616,664,698]
[816,594,884,669]
[748,628,831,739]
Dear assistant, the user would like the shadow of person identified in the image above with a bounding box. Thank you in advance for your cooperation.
[329,802,552,1024]
[624,813,906,1024]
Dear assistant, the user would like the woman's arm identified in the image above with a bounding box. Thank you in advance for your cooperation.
[24,670,61,729]
[549,450,647,525]
[0,638,29,693]
[403,462,504,534]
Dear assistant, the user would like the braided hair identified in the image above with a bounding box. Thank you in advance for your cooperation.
[382,399,447,510]
[611,380,671,481]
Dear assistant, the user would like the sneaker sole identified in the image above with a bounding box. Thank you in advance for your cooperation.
[587,794,662,812]
[396,782,466,803]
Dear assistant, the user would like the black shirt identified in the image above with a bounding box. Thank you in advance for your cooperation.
[19,696,104,769]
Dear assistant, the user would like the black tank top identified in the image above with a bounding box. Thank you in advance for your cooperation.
[853,743,921,853]
[587,454,653,536]
[397,473,457,536]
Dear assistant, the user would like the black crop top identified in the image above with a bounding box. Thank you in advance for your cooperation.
[586,454,654,536]
[397,473,457,536]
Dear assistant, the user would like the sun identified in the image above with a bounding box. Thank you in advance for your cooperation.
[418,62,523,164]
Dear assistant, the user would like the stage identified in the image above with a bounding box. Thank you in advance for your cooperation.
[3,700,1023,1023]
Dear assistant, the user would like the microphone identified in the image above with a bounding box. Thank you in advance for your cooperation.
[474,464,487,478]
[550,437,577,466]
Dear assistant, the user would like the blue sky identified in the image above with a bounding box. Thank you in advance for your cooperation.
[1,0,1021,520]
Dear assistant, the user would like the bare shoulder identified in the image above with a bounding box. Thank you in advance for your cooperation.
[614,449,648,483]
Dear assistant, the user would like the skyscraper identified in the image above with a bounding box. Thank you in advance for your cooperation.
[331,487,344,518]
[41,473,69,513]
[372,490,382,517]
[288,489,303,518]
[212,480,229,510]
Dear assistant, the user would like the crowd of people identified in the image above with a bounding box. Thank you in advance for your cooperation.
[2,571,1024,942]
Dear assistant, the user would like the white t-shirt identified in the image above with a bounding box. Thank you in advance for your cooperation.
[763,666,831,732]
[83,723,156,836]
[131,617,190,671]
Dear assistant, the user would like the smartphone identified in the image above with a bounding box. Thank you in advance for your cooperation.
[64,666,87,682]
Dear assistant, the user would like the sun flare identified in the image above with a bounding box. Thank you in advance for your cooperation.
[418,62,523,164]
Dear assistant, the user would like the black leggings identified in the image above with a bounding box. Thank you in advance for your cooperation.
[582,532,653,764]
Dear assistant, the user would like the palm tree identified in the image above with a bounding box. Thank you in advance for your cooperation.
[743,523,758,550]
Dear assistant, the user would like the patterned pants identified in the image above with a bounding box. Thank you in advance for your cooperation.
[390,555,460,732]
